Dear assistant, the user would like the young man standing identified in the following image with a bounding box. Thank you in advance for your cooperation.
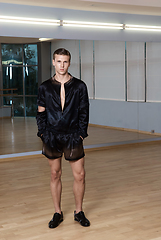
[36,48,90,228]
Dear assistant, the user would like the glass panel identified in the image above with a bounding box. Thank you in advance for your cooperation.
[3,66,23,95]
[24,66,38,95]
[3,96,12,106]
[13,97,24,117]
[24,44,38,65]
[25,97,37,117]
[1,44,23,65]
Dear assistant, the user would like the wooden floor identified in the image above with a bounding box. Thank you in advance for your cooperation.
[1,118,161,239]
[0,118,159,155]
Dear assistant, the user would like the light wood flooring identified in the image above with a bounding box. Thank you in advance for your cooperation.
[1,143,161,239]
[1,118,161,239]
[0,118,159,156]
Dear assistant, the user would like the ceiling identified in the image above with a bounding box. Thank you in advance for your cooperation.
[1,0,161,43]
[1,0,161,16]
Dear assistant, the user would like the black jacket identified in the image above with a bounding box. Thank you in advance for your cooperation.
[36,76,89,144]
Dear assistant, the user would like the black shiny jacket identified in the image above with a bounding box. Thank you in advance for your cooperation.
[36,76,89,142]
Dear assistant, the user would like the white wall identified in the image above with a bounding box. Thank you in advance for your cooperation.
[89,99,161,134]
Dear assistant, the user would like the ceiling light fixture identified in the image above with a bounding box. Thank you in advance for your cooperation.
[62,20,123,29]
[39,38,53,41]
[125,24,161,31]
[0,15,60,26]
[1,15,161,32]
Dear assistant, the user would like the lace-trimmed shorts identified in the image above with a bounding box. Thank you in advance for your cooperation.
[42,132,85,161]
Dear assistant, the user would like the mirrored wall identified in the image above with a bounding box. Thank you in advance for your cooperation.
[0,38,161,156]
[51,39,161,139]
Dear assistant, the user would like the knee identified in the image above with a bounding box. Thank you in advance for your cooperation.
[51,169,62,182]
[75,169,85,183]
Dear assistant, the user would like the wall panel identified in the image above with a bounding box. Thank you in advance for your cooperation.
[147,42,161,102]
[95,41,125,100]
[80,40,93,99]
[126,42,145,101]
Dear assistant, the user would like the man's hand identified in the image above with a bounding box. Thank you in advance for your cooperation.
[38,106,45,112]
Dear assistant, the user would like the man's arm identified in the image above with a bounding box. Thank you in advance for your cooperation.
[36,85,47,138]
[78,83,89,139]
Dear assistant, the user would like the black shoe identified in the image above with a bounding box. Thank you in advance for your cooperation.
[48,212,63,228]
[74,211,90,227]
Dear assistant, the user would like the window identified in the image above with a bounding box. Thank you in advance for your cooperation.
[1,44,38,117]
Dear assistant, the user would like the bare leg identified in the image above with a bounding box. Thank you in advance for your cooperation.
[69,157,85,213]
[48,157,62,214]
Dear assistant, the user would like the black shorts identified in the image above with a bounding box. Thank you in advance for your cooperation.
[42,132,85,161]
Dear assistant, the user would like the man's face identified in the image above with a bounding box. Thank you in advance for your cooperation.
[53,54,70,75]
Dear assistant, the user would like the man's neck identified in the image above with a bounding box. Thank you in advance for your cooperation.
[54,73,70,84]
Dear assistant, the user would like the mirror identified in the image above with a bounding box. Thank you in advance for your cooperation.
[0,37,161,157]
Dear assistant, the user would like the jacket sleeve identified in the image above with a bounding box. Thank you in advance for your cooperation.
[36,84,47,137]
[78,82,89,139]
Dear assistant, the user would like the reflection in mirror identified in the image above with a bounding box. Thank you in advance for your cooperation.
[25,66,38,95]
[24,44,38,65]
[2,44,23,65]
[1,43,38,119]
[0,38,161,157]
[3,66,23,95]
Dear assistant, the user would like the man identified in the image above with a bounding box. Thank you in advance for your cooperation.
[36,48,90,228]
